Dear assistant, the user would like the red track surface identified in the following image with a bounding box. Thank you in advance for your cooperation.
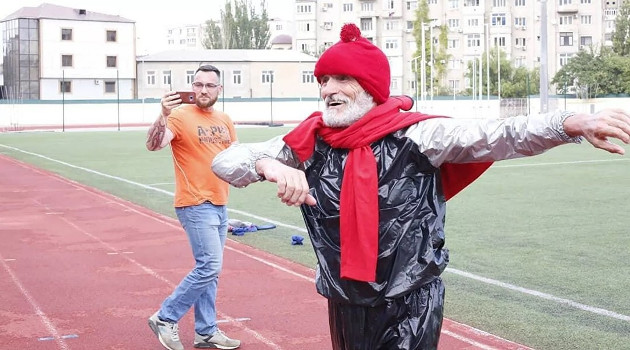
[0,154,532,350]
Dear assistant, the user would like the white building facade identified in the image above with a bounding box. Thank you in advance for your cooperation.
[1,4,136,100]
[292,0,625,97]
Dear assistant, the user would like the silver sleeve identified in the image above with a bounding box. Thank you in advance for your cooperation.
[212,135,301,188]
[405,110,582,167]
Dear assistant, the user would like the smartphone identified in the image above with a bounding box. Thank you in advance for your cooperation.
[177,91,196,104]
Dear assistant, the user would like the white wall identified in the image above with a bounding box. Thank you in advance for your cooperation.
[0,98,626,131]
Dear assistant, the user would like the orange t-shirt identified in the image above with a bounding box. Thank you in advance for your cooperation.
[167,105,237,207]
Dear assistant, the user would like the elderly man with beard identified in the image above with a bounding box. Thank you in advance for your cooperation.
[211,24,630,350]
[145,64,241,350]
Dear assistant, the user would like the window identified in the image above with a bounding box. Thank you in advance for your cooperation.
[60,80,71,93]
[106,56,117,68]
[449,0,459,8]
[343,3,353,12]
[560,32,573,46]
[467,34,481,47]
[516,38,527,46]
[449,80,460,90]
[580,15,592,24]
[298,22,311,32]
[147,71,156,85]
[448,19,460,28]
[464,0,480,6]
[580,36,592,47]
[302,70,315,83]
[559,0,571,5]
[385,39,399,49]
[262,70,274,83]
[163,70,172,86]
[385,20,399,31]
[106,30,117,42]
[61,54,73,67]
[233,70,242,85]
[61,28,72,40]
[105,81,116,93]
[491,13,506,26]
[390,78,398,90]
[406,1,417,10]
[494,36,506,46]
[448,59,461,69]
[297,4,312,13]
[559,16,573,25]
[362,2,374,11]
[514,17,526,26]
[186,70,195,84]
[559,53,573,66]
[493,0,506,6]
[514,0,525,5]
[361,18,373,31]
[386,0,395,10]
[581,0,591,3]
[448,39,459,49]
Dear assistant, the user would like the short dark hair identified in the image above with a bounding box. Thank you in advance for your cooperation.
[195,64,220,78]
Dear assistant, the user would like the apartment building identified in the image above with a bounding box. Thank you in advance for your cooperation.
[0,3,136,100]
[164,17,295,51]
[293,0,624,97]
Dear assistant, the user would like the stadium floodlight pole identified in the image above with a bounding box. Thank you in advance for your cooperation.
[412,55,421,111]
[486,23,490,101]
[429,22,434,101]
[497,46,501,101]
[540,0,549,113]
[420,22,427,103]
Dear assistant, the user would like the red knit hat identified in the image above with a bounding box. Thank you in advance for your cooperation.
[314,23,390,105]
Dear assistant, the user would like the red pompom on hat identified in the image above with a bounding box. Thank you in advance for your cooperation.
[314,23,390,105]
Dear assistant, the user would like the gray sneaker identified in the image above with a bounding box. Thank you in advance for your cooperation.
[194,330,241,349]
[148,311,184,350]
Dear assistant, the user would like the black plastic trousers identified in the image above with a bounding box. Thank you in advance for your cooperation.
[328,278,444,350]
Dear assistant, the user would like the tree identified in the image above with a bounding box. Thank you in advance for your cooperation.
[552,46,606,99]
[612,0,630,56]
[203,0,270,49]
[412,0,431,96]
[463,48,538,98]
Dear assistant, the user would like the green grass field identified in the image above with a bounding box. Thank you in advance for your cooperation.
[1,128,629,350]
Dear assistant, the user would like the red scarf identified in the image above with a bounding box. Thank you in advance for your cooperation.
[283,96,492,282]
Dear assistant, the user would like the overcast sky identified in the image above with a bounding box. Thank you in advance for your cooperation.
[0,0,292,53]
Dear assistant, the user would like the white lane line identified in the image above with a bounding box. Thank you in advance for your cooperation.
[441,330,497,350]
[28,185,283,350]
[0,252,70,350]
[446,268,630,322]
[492,158,628,168]
[2,144,628,324]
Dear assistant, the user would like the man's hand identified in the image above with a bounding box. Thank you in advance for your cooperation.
[256,158,317,207]
[161,91,181,117]
[563,108,630,155]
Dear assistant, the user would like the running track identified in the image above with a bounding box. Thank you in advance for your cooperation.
[0,155,532,350]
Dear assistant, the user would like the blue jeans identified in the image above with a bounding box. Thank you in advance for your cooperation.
[158,202,228,335]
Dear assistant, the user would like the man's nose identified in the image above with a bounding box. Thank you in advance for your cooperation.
[320,79,339,98]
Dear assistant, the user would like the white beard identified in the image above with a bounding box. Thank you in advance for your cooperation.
[322,91,376,128]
